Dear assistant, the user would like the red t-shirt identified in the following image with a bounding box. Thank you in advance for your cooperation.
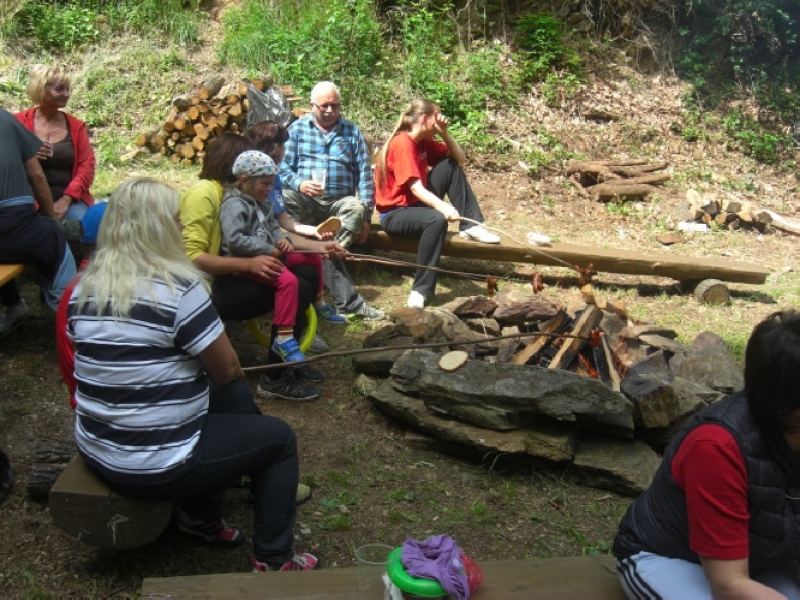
[671,423,749,560]
[374,132,449,212]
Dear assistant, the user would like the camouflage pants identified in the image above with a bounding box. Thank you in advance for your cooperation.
[282,190,367,248]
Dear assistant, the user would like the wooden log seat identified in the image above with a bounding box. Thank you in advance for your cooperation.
[49,454,173,550]
[0,263,25,287]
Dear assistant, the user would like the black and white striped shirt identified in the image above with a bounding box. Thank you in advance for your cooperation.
[67,278,223,484]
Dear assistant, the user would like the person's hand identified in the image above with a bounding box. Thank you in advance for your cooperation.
[321,241,348,260]
[356,220,371,245]
[436,201,459,222]
[433,112,450,136]
[52,196,71,220]
[299,180,324,198]
[246,255,283,281]
[36,142,54,161]
[314,229,334,241]
[276,237,293,254]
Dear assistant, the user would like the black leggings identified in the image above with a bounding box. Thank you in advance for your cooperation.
[212,264,319,365]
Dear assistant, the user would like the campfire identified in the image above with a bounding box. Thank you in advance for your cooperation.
[353,290,742,497]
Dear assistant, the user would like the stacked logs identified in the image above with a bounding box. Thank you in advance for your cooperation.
[566,159,670,201]
[685,190,772,232]
[135,76,304,166]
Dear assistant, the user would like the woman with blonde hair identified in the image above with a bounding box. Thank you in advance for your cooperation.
[373,99,498,309]
[67,177,318,573]
[16,64,95,221]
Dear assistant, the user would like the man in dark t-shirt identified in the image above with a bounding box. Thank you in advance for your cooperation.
[0,107,75,336]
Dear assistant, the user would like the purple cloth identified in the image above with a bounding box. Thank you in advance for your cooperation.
[401,534,469,599]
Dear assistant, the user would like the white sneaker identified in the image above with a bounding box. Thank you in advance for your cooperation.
[0,301,29,337]
[308,334,329,353]
[406,290,425,308]
[459,225,500,244]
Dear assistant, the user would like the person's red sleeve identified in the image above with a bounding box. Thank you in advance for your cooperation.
[390,133,426,191]
[672,424,749,560]
[56,276,79,410]
[63,113,95,206]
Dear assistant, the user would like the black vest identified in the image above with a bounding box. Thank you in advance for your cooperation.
[614,392,800,578]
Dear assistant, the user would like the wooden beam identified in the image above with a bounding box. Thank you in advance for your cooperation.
[142,555,624,599]
[364,226,769,284]
[0,263,25,287]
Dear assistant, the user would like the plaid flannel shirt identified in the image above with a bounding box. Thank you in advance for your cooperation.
[279,113,374,210]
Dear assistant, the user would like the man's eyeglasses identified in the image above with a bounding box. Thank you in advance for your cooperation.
[312,102,341,111]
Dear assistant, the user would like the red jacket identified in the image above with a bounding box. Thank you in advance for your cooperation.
[15,107,95,206]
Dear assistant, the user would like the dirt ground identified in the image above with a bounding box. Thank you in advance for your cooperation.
[1,19,798,598]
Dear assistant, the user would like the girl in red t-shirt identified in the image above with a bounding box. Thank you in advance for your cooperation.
[373,99,499,309]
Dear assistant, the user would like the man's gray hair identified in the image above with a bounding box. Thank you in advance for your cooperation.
[310,81,341,103]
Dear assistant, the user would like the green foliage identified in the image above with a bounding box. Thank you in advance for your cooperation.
[2,0,201,51]
[720,111,791,163]
[218,0,382,99]
[515,12,566,79]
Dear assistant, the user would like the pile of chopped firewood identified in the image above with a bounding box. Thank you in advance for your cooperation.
[566,158,670,201]
[685,189,800,235]
[134,76,304,166]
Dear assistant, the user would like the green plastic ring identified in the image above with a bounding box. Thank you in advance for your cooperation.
[385,547,448,598]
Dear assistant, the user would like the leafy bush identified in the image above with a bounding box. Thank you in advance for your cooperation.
[2,0,201,51]
[218,0,383,100]
[720,111,792,163]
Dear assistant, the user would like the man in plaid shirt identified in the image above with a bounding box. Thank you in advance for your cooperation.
[280,81,384,321]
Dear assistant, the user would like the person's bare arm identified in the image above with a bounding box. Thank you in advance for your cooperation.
[194,252,283,280]
[198,331,243,385]
[700,557,787,600]
[434,113,466,166]
[409,179,459,220]
[24,156,55,218]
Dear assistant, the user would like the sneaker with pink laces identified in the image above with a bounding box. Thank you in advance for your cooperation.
[175,507,245,547]
[251,552,319,572]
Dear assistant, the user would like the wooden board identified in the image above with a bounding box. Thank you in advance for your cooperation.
[49,455,173,550]
[142,555,625,599]
[364,226,769,285]
[0,263,25,287]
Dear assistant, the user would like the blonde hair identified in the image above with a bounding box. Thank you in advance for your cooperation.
[78,178,209,317]
[27,64,71,105]
[374,99,438,194]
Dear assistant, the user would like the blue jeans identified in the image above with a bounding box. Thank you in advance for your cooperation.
[111,380,299,565]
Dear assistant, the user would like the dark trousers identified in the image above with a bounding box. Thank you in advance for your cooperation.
[381,206,447,298]
[112,380,299,565]
[0,203,72,308]
[427,158,485,232]
[212,264,318,368]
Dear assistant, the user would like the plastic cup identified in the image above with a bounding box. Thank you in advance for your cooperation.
[355,544,392,598]
[311,168,327,190]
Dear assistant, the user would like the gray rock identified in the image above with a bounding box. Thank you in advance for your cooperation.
[626,350,674,384]
[492,290,563,325]
[638,334,690,356]
[620,324,678,340]
[438,296,498,318]
[669,345,743,394]
[369,381,576,463]
[574,437,661,497]
[389,350,634,438]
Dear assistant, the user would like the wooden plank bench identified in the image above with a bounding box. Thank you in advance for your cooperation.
[49,454,173,550]
[141,555,625,598]
[0,263,25,287]
[365,225,770,285]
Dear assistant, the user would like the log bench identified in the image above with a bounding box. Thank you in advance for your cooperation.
[364,225,769,285]
[141,555,625,598]
[0,263,25,287]
[49,454,173,550]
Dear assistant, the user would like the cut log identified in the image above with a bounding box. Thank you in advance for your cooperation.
[610,163,668,177]
[605,173,670,186]
[439,351,469,372]
[186,105,200,121]
[50,455,173,549]
[171,94,192,111]
[694,279,730,305]
[548,305,603,371]
[764,210,800,236]
[512,310,569,365]
[594,183,656,201]
[199,76,225,101]
[600,334,622,392]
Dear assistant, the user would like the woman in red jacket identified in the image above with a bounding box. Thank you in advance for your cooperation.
[16,64,95,221]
